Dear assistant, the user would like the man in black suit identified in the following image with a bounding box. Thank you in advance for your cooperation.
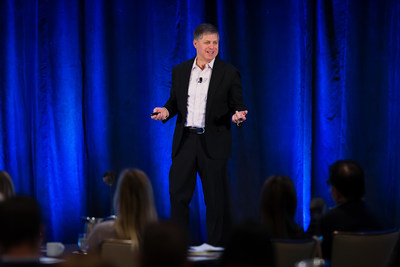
[319,160,381,259]
[152,23,247,246]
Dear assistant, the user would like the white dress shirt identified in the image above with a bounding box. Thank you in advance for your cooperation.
[185,58,215,128]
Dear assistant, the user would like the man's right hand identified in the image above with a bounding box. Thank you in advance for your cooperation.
[151,107,169,121]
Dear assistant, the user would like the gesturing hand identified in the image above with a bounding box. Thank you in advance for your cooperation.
[151,107,169,121]
[232,110,248,126]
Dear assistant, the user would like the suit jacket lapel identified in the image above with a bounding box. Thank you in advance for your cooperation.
[179,58,195,114]
[206,57,223,120]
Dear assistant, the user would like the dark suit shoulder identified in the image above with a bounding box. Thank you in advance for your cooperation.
[214,57,240,72]
[173,58,195,72]
[321,200,381,232]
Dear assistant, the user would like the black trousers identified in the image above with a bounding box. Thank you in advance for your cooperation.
[169,130,232,246]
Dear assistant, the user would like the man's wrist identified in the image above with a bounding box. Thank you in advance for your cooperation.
[162,107,169,119]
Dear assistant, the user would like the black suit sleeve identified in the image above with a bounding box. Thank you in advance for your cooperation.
[163,66,179,122]
[228,68,246,113]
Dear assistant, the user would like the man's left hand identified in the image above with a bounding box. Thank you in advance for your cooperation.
[232,110,248,125]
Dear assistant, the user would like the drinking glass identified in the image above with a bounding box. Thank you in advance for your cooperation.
[77,233,88,253]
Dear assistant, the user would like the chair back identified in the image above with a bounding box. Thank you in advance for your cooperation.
[101,239,137,267]
[274,239,320,267]
[331,230,399,267]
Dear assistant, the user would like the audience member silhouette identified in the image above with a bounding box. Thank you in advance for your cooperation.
[0,196,43,266]
[220,221,274,267]
[306,197,327,236]
[0,171,15,202]
[87,169,158,253]
[140,221,189,267]
[260,175,304,239]
[102,170,117,216]
[318,160,381,260]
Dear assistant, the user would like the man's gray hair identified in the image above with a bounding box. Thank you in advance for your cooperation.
[193,23,219,40]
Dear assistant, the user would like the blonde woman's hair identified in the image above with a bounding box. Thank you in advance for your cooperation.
[113,169,157,246]
[0,171,15,202]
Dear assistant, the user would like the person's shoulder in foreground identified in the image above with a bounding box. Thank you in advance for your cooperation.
[0,196,44,266]
[322,160,381,232]
[320,160,382,259]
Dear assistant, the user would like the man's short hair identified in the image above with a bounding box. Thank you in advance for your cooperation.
[0,196,42,253]
[328,160,365,200]
[193,23,219,40]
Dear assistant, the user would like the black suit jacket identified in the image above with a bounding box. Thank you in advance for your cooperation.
[320,200,381,259]
[163,57,246,159]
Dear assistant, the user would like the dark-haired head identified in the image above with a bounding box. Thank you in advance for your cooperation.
[220,221,274,267]
[328,160,365,201]
[193,23,219,41]
[141,221,189,267]
[260,175,301,239]
[0,196,42,254]
[0,171,15,202]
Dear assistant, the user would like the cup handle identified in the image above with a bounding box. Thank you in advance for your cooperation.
[58,244,65,254]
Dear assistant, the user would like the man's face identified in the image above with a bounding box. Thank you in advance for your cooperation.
[193,33,219,63]
[330,185,341,204]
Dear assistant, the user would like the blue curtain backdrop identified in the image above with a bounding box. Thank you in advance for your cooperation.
[0,0,399,243]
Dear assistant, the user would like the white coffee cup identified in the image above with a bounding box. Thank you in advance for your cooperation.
[46,242,65,257]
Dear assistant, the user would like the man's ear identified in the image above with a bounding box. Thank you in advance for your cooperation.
[193,39,197,49]
[331,186,345,204]
[330,186,338,202]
